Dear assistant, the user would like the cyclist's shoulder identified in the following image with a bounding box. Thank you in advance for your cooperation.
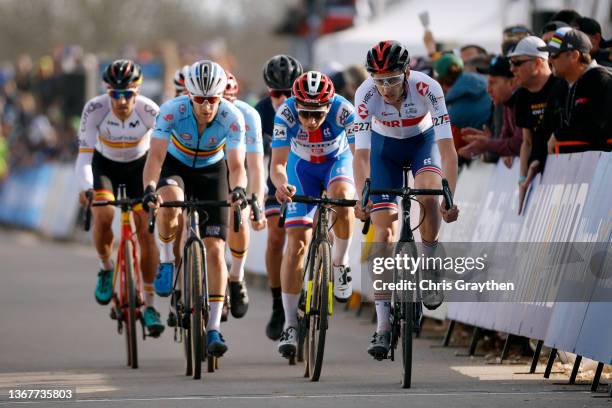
[234,99,260,122]
[407,70,444,94]
[275,98,298,128]
[217,99,245,126]
[134,95,160,125]
[328,94,355,126]
[82,94,110,117]
[354,77,377,103]
[158,95,190,117]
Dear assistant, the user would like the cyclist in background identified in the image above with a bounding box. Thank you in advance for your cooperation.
[142,60,247,357]
[75,59,164,336]
[254,55,303,340]
[223,71,266,318]
[271,71,356,358]
[352,41,459,359]
[173,65,189,97]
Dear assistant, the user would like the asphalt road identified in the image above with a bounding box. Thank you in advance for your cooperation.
[0,230,609,407]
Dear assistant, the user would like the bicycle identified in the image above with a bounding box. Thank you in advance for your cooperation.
[148,196,242,380]
[361,166,453,388]
[278,193,357,381]
[84,184,151,369]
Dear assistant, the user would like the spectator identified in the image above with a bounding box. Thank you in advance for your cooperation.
[508,36,563,212]
[538,28,612,153]
[550,9,582,27]
[459,56,522,166]
[575,17,612,68]
[502,25,532,56]
[541,21,569,43]
[433,53,491,161]
[460,44,489,72]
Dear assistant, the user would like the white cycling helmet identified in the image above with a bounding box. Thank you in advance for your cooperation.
[185,60,227,97]
[173,65,189,93]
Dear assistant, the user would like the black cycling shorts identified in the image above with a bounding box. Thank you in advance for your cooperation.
[158,154,229,240]
[92,150,146,208]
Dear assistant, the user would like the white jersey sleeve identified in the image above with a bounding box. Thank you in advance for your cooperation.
[353,80,375,150]
[75,95,109,191]
[418,75,452,140]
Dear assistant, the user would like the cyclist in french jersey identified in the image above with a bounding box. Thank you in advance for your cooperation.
[223,71,266,319]
[172,65,189,97]
[75,59,164,336]
[271,71,356,357]
[255,55,303,341]
[142,60,248,357]
[352,41,459,359]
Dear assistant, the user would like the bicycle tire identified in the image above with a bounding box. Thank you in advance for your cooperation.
[182,249,192,377]
[395,241,417,388]
[308,240,331,382]
[124,240,139,369]
[189,240,204,379]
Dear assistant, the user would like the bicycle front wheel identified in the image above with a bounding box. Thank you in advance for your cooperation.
[395,241,417,388]
[188,240,204,380]
[123,240,139,369]
[307,240,331,382]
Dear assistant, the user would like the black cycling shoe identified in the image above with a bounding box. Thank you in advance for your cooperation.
[229,280,249,318]
[266,298,285,340]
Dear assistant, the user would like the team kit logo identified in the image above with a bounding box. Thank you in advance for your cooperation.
[358,103,369,119]
[416,81,429,97]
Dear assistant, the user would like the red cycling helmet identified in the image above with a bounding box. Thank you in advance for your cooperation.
[292,71,335,106]
[224,70,239,102]
[365,40,410,73]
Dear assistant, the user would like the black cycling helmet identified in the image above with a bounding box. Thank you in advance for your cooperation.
[263,54,303,89]
[365,41,410,73]
[102,59,143,89]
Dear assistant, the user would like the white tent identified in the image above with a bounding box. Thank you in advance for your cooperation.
[314,0,530,67]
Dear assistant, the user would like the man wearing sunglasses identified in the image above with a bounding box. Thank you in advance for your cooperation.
[222,70,266,320]
[271,71,356,358]
[352,40,459,359]
[75,59,165,337]
[254,54,303,341]
[142,60,247,357]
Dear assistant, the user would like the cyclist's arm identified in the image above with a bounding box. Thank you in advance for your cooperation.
[226,112,248,190]
[437,138,458,193]
[353,149,370,200]
[353,84,373,199]
[143,138,168,191]
[270,103,293,191]
[244,104,265,205]
[270,146,290,190]
[246,152,265,206]
[75,98,103,191]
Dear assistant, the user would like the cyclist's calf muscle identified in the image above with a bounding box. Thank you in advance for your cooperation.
[281,227,312,294]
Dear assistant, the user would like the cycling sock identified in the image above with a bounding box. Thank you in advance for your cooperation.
[332,236,351,266]
[375,301,391,333]
[207,295,224,332]
[144,283,155,308]
[158,232,175,263]
[229,247,246,282]
[99,258,114,271]
[281,292,300,329]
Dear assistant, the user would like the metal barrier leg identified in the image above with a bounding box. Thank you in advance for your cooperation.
[500,334,514,363]
[356,301,364,317]
[529,340,543,373]
[544,348,557,378]
[442,320,455,347]
[608,383,611,397]
[591,362,604,392]
[568,355,582,385]
[468,327,481,356]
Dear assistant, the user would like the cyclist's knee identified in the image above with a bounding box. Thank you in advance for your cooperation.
[92,207,114,229]
[204,238,225,260]
[286,229,309,256]
[267,222,286,249]
[420,195,438,210]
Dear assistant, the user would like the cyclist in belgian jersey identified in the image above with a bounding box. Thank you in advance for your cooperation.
[255,55,303,340]
[223,71,266,319]
[271,71,356,357]
[75,59,164,336]
[352,41,459,359]
[142,60,248,356]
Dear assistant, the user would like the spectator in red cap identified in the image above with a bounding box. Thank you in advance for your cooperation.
[459,56,522,166]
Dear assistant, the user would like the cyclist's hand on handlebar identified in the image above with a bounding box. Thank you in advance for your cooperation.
[275,184,295,204]
[229,186,248,210]
[440,202,459,223]
[79,189,94,206]
[355,199,372,221]
[143,185,160,210]
[250,209,267,231]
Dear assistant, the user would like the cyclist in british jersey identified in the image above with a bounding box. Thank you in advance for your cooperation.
[223,71,266,319]
[173,65,189,97]
[255,55,303,340]
[352,41,460,359]
[142,60,247,356]
[271,71,356,357]
[75,59,164,336]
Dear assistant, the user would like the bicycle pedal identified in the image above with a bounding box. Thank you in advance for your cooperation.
[167,312,177,327]
[109,308,117,320]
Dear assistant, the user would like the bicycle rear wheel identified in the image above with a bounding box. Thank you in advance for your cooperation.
[188,240,204,380]
[395,241,417,388]
[181,252,192,376]
[123,240,138,369]
[307,240,331,382]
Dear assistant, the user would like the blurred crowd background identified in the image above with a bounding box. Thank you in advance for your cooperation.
[0,0,610,181]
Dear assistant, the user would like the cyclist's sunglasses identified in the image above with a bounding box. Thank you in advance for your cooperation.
[269,89,292,98]
[191,95,221,105]
[297,109,328,120]
[371,73,404,87]
[109,89,137,100]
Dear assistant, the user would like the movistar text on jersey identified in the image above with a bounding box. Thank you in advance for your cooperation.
[371,254,487,275]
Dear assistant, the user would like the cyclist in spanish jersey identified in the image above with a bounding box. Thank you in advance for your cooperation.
[173,65,189,97]
[352,41,460,359]
[222,71,266,318]
[255,55,303,340]
[142,60,247,356]
[271,71,356,357]
[75,59,164,336]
